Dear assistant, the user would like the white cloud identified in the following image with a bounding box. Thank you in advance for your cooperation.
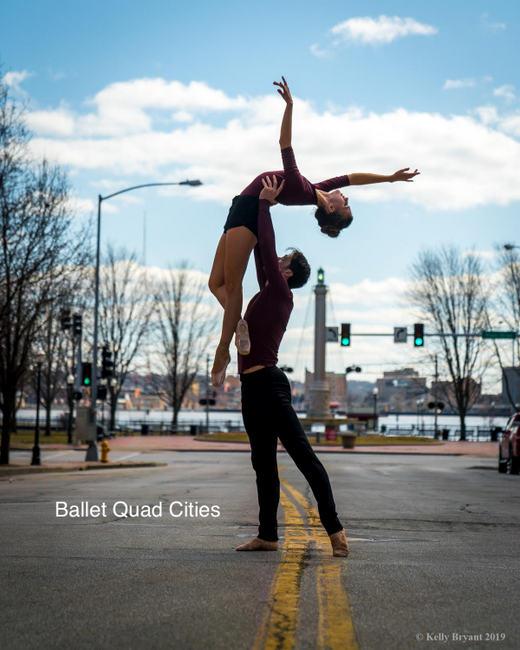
[26,79,247,138]
[493,84,516,103]
[330,15,437,45]
[27,77,520,211]
[443,79,475,90]
[2,70,31,91]
[481,13,506,32]
[499,113,520,137]
[172,111,194,123]
[473,105,499,126]
[66,197,95,215]
[309,43,330,58]
[26,106,75,136]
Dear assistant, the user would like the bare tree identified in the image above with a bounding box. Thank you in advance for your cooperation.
[408,247,489,440]
[98,244,154,431]
[153,264,217,430]
[488,245,520,410]
[0,74,91,464]
[30,265,91,437]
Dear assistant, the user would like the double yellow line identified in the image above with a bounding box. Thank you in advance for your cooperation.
[252,476,359,650]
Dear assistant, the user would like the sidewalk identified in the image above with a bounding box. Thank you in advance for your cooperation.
[0,459,167,477]
[12,436,498,458]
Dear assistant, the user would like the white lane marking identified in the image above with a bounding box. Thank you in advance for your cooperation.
[44,451,75,460]
[114,453,140,461]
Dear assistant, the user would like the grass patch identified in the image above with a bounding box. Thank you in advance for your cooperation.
[9,430,72,446]
[194,432,440,446]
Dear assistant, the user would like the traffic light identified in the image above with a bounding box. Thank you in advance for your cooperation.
[414,323,424,347]
[101,345,114,379]
[97,384,108,401]
[81,362,92,387]
[317,268,325,284]
[60,308,71,331]
[72,313,82,337]
[340,323,351,347]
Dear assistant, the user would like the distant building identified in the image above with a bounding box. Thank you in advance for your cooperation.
[502,367,520,408]
[376,368,427,411]
[430,377,481,409]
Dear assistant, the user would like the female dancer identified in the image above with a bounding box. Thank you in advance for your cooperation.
[208,77,419,385]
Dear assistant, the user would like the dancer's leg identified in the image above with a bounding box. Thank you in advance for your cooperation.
[208,233,227,309]
[241,373,280,542]
[270,369,343,535]
[212,226,256,380]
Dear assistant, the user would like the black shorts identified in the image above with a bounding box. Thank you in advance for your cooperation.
[223,195,259,239]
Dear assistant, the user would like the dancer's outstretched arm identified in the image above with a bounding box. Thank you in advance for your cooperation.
[349,168,420,185]
[274,76,293,149]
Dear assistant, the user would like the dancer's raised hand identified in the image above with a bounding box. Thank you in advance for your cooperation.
[390,168,420,182]
[259,175,285,205]
[273,76,293,105]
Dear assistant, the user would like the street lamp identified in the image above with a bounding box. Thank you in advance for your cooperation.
[503,243,520,251]
[416,398,424,433]
[89,179,202,460]
[372,387,379,432]
[31,353,46,466]
[66,373,74,444]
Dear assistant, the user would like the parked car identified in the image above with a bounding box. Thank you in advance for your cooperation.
[498,413,520,474]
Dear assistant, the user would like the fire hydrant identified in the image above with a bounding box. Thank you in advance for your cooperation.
[100,438,110,463]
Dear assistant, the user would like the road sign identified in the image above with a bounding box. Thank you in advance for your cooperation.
[326,326,338,342]
[481,330,517,340]
[394,327,408,343]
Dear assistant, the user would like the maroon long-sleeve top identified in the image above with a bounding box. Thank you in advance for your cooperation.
[238,199,293,374]
[240,146,350,204]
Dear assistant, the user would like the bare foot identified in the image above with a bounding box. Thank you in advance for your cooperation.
[235,537,278,551]
[329,528,349,557]
[211,345,230,387]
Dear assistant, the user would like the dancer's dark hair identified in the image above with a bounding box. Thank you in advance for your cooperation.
[314,206,353,238]
[287,249,311,289]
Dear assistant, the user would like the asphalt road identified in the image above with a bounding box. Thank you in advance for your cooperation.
[1,451,519,650]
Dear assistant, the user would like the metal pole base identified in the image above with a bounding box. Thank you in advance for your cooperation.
[85,441,99,462]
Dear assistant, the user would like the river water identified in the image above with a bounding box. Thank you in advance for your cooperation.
[16,408,510,433]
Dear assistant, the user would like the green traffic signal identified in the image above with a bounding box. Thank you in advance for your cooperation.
[340,323,351,347]
[413,323,424,347]
[81,361,92,386]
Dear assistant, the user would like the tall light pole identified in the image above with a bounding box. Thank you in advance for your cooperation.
[503,243,519,366]
[88,179,202,460]
[31,353,45,466]
[372,387,379,432]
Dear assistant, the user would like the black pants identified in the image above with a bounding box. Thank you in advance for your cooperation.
[240,366,343,542]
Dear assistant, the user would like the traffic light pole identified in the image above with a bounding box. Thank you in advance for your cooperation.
[86,196,103,461]
[205,354,211,433]
[434,354,439,438]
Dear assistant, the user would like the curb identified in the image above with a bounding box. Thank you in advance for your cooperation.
[0,461,167,477]
[166,448,466,457]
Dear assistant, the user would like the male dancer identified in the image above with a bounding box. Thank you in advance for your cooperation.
[235,175,349,558]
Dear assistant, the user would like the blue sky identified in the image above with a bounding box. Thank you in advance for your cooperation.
[1,1,519,387]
